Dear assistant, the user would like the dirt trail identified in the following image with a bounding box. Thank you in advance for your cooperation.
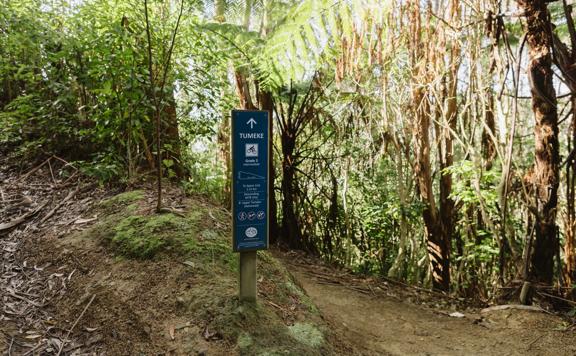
[286,259,576,356]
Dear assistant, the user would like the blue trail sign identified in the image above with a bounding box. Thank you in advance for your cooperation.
[232,110,269,252]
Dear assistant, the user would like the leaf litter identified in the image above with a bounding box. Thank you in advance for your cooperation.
[1,158,103,355]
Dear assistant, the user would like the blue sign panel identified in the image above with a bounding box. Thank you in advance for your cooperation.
[232,110,269,252]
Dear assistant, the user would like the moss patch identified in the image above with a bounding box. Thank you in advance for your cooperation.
[237,333,253,349]
[111,214,180,258]
[90,210,200,260]
[201,298,326,355]
[288,323,324,348]
[100,190,145,209]
[77,191,239,269]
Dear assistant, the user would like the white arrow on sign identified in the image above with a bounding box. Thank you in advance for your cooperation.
[247,118,257,129]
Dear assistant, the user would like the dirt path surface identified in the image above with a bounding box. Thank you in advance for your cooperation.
[284,255,576,356]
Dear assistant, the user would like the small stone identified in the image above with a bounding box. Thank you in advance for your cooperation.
[449,312,465,318]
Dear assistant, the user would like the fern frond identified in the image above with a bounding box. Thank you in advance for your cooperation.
[262,0,393,83]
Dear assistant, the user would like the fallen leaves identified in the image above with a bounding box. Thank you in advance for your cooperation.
[0,201,48,231]
[0,164,103,355]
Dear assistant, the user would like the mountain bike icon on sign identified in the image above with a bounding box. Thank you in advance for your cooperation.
[245,144,258,157]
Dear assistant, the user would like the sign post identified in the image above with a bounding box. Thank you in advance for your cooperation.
[231,110,269,303]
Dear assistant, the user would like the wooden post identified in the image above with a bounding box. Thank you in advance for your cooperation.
[239,251,257,303]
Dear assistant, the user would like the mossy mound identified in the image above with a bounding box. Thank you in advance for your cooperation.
[79,191,236,270]
[72,190,333,355]
[111,214,184,258]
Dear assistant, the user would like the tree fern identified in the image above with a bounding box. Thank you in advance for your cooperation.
[196,0,394,90]
[261,0,393,83]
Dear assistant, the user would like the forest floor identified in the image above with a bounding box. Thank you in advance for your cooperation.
[0,160,344,355]
[1,159,576,355]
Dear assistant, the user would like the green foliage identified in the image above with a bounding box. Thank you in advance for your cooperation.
[355,200,421,274]
[78,153,124,183]
[0,2,87,157]
[446,161,502,243]
[182,141,228,202]
[446,160,500,215]
[0,0,223,181]
[347,157,423,275]
[0,96,36,147]
[460,240,499,263]
[261,0,392,83]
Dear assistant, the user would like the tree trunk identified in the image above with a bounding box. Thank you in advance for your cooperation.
[565,97,576,289]
[280,127,303,249]
[518,0,560,285]
[437,46,458,291]
[412,83,450,291]
[550,4,576,293]
[409,0,455,292]
[482,94,497,170]
[235,71,256,110]
[259,90,280,242]
[388,146,410,280]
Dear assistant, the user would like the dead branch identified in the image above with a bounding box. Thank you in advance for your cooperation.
[48,159,56,184]
[537,291,576,306]
[480,304,548,314]
[40,185,81,224]
[56,294,96,356]
[16,157,52,182]
[0,202,48,232]
[51,155,73,168]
